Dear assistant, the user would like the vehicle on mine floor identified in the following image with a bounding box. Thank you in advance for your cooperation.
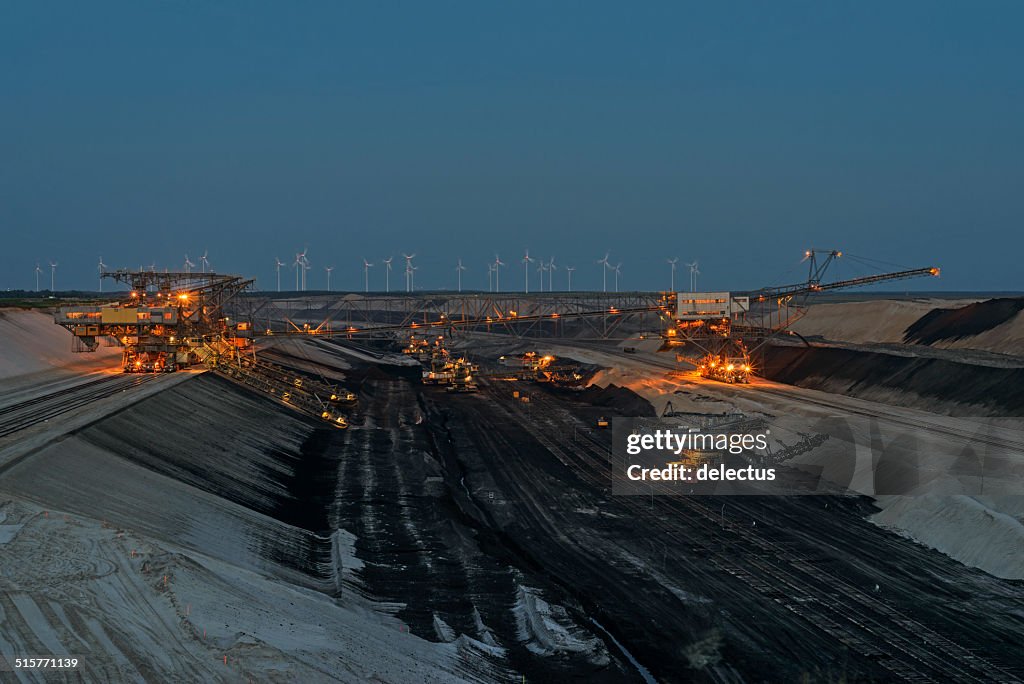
[330,389,358,405]
[123,351,176,373]
[697,354,751,384]
[446,360,478,392]
[321,411,349,428]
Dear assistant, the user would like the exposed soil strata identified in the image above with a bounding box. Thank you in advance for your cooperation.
[428,380,1024,681]
[762,344,1024,414]
[573,383,657,417]
[3,311,1024,681]
[903,297,1024,345]
[330,375,630,682]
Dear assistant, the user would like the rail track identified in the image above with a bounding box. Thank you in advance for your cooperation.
[479,380,1021,682]
[0,373,161,441]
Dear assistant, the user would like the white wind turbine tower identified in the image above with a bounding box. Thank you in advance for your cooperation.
[547,257,556,291]
[565,265,575,291]
[522,249,534,293]
[493,255,505,292]
[325,265,334,292]
[275,258,285,292]
[455,259,466,293]
[597,252,611,292]
[299,249,310,291]
[686,261,700,292]
[98,257,107,292]
[402,253,415,292]
[667,257,679,291]
[536,259,546,292]
[362,258,373,293]
[382,257,393,293]
[184,254,194,275]
[613,263,622,292]
[487,262,495,292]
[34,263,42,292]
[48,260,59,291]
[200,250,210,273]
[293,253,302,291]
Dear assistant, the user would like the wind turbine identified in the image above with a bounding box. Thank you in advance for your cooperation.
[362,258,373,293]
[98,257,107,292]
[48,260,58,291]
[325,265,334,292]
[275,257,285,292]
[298,249,310,291]
[184,254,194,275]
[200,250,210,273]
[382,256,393,292]
[487,262,495,292]
[522,249,534,293]
[456,259,467,293]
[686,261,700,292]
[493,255,505,292]
[34,262,42,292]
[565,265,575,291]
[536,260,547,292]
[547,257,556,291]
[613,263,622,292]
[597,252,611,292]
[667,257,679,291]
[402,253,416,292]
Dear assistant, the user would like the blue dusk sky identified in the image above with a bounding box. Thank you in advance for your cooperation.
[2,1,1022,292]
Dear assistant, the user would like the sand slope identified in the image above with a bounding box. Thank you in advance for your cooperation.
[792,297,1024,357]
[0,308,121,382]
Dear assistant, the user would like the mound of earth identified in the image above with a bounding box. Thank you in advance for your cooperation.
[903,298,1024,345]
[762,345,1024,414]
[575,383,656,417]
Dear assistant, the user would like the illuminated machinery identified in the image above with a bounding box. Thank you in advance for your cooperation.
[55,270,255,372]
[514,352,583,384]
[55,269,350,428]
[493,352,584,385]
[216,356,352,428]
[663,250,941,383]
[421,343,453,384]
[420,339,479,392]
[447,357,478,393]
[401,333,433,361]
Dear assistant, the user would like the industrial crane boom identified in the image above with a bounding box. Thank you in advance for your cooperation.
[746,266,940,303]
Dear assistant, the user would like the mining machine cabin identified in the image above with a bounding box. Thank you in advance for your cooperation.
[54,270,254,373]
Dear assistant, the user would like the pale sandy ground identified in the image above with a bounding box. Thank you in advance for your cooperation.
[0,309,489,683]
[533,339,1024,580]
[791,297,1024,355]
[0,308,122,387]
[2,302,1021,681]
[0,498,489,683]
[788,299,982,344]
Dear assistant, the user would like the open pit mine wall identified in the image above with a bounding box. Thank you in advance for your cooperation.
[762,297,1024,415]
[761,345,1024,415]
